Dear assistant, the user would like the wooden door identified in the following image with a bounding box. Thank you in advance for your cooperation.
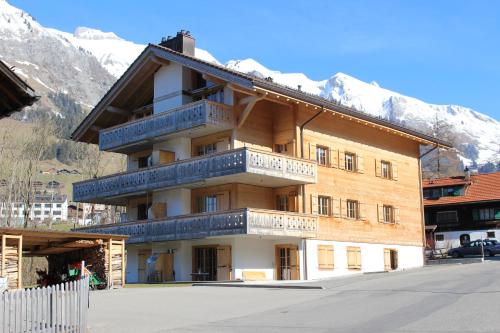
[384,249,391,271]
[155,253,174,281]
[275,245,299,280]
[138,250,152,283]
[152,202,167,219]
[216,245,232,281]
[347,247,361,270]
[390,250,398,270]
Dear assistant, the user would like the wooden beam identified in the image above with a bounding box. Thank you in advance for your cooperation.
[150,56,170,66]
[106,106,129,116]
[237,95,264,128]
[202,74,227,86]
[90,125,102,132]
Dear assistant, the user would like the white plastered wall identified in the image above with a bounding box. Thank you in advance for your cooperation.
[434,229,500,250]
[152,188,191,217]
[306,239,424,280]
[153,63,192,114]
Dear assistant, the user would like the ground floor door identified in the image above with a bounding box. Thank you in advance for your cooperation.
[216,245,232,281]
[275,245,299,280]
[155,253,175,282]
[138,249,152,283]
[192,246,217,281]
[384,249,398,271]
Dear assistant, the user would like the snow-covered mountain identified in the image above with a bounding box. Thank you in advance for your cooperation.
[0,0,498,166]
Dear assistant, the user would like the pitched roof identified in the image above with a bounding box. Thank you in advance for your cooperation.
[423,172,500,206]
[72,43,451,148]
[0,60,38,118]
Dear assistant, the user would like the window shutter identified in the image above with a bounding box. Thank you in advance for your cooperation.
[318,245,334,270]
[328,196,333,216]
[394,207,400,223]
[311,194,319,214]
[341,198,347,219]
[356,154,364,173]
[309,142,317,161]
[332,198,341,217]
[392,164,398,180]
[329,148,339,168]
[358,202,366,220]
[377,204,384,222]
[347,246,361,270]
[338,151,345,170]
[286,142,295,156]
[375,159,381,177]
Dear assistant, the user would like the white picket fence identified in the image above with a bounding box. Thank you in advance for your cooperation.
[0,276,89,332]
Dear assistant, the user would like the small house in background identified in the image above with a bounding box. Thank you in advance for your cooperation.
[424,171,500,249]
[0,60,38,118]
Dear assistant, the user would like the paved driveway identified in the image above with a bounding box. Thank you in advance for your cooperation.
[89,261,500,332]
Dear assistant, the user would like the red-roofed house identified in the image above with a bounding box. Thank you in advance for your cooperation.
[423,171,500,250]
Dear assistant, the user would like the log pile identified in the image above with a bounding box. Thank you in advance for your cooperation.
[0,245,19,289]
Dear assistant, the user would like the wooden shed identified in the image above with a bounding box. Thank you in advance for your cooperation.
[0,228,128,290]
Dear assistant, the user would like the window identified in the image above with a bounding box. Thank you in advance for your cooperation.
[34,204,41,208]
[196,194,224,213]
[381,161,391,179]
[44,204,51,208]
[275,144,288,154]
[347,246,361,270]
[34,210,41,216]
[473,208,500,221]
[276,195,288,211]
[346,200,359,219]
[44,211,50,215]
[487,231,496,238]
[197,143,217,156]
[459,234,470,245]
[383,205,394,223]
[316,146,328,166]
[435,234,444,241]
[137,204,150,220]
[53,211,61,216]
[424,186,464,199]
[56,204,62,208]
[318,196,330,215]
[138,155,152,168]
[317,245,334,270]
[436,211,458,225]
[345,152,355,171]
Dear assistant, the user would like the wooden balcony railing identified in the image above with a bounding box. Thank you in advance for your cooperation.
[76,208,318,243]
[73,148,317,203]
[99,100,234,151]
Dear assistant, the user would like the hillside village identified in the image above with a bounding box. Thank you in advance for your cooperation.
[1,1,500,332]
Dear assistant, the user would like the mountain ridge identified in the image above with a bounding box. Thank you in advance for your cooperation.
[0,0,498,167]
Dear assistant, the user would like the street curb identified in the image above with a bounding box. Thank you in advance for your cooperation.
[426,258,484,265]
[192,283,324,290]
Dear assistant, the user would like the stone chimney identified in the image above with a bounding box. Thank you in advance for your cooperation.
[159,30,195,56]
[464,166,471,181]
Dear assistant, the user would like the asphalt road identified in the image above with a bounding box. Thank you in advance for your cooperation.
[88,261,500,333]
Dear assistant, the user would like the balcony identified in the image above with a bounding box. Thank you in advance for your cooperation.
[99,100,234,153]
[76,208,318,243]
[73,148,317,204]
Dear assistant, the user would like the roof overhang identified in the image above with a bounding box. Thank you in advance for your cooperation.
[72,43,451,149]
[0,61,39,118]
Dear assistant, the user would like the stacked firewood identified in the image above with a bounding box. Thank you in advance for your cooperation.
[0,245,19,289]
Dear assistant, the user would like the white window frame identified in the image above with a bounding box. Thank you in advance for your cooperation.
[381,161,391,179]
[318,196,330,216]
[346,200,359,219]
[345,152,356,171]
[383,205,394,223]
[316,146,328,166]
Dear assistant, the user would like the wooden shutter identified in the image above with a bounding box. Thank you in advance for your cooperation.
[358,202,366,220]
[290,246,300,280]
[392,164,398,180]
[318,245,334,270]
[347,246,361,270]
[356,154,364,173]
[394,207,400,223]
[377,204,384,222]
[332,198,341,217]
[340,199,347,218]
[311,194,319,214]
[375,159,381,177]
[384,249,391,271]
[286,141,295,156]
[159,150,175,165]
[309,142,317,161]
[329,149,339,168]
[338,151,345,170]
[218,191,230,211]
[152,202,167,219]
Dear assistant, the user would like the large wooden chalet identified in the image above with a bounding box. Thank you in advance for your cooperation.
[72,31,450,282]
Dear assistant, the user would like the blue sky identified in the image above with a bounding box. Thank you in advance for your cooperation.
[10,0,500,120]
